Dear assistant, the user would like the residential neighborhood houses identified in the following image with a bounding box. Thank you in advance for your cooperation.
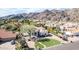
[1,8,79,50]
[0,19,79,50]
[59,22,79,42]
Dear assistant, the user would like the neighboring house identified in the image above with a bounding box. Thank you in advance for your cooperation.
[59,23,79,36]
[35,27,48,37]
[0,29,16,41]
[64,31,79,36]
[59,23,79,41]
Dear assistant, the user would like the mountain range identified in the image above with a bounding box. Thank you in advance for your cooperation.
[0,8,79,22]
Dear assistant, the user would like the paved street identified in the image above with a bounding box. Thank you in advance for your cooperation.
[44,41,79,50]
[68,36,79,42]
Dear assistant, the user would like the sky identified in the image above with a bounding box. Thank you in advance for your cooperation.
[0,8,53,17]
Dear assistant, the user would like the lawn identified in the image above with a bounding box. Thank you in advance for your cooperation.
[35,38,61,49]
[35,42,44,49]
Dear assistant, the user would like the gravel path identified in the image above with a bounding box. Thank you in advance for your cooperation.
[27,41,35,48]
[39,42,46,48]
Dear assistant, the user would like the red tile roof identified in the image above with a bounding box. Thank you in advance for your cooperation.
[0,29,16,39]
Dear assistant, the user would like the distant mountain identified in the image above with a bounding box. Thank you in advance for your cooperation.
[0,8,79,21]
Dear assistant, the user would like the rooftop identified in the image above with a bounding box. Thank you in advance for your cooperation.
[60,22,79,33]
[0,29,16,39]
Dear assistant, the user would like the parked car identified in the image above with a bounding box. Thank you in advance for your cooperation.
[11,40,15,45]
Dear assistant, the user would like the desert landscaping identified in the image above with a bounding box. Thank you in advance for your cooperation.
[0,8,79,50]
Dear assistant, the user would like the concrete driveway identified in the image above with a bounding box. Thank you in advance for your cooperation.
[0,41,15,50]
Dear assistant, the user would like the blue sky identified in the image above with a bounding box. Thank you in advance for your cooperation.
[0,8,53,17]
